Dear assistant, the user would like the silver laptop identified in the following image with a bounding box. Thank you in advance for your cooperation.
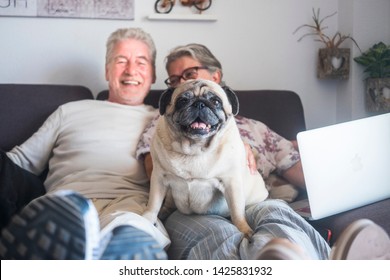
[290,113,390,220]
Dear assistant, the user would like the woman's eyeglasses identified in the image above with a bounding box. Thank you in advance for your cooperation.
[164,66,209,87]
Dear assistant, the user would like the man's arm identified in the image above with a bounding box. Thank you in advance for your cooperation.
[7,109,61,175]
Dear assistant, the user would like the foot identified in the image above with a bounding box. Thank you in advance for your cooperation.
[330,219,390,260]
[257,238,310,260]
[99,225,167,260]
[0,190,99,259]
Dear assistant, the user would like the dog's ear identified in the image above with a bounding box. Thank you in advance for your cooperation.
[159,87,175,115]
[222,85,239,116]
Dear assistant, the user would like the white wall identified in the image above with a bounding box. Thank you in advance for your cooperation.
[0,0,389,129]
[337,0,390,123]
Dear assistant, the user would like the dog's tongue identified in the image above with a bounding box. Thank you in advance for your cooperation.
[190,121,209,130]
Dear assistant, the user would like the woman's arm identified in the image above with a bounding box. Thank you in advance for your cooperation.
[281,160,306,190]
[144,152,153,180]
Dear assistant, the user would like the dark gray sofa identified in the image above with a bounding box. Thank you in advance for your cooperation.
[1,83,388,249]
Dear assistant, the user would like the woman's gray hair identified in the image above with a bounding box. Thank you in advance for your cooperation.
[105,27,156,71]
[165,43,223,79]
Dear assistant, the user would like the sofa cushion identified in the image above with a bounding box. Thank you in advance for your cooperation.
[309,198,390,245]
[0,84,94,151]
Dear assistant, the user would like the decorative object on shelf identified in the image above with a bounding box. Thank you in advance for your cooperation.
[354,42,390,113]
[154,0,212,14]
[293,8,361,80]
[147,13,217,21]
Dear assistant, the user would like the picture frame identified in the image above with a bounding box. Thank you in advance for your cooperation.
[0,0,135,20]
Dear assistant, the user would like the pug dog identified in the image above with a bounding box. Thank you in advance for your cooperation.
[142,79,269,239]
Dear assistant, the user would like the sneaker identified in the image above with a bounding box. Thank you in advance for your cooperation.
[257,238,310,260]
[330,219,390,260]
[100,225,167,260]
[0,190,99,260]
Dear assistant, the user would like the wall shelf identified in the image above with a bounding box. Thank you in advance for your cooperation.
[147,14,217,21]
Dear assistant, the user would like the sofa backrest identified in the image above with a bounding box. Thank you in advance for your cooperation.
[0,84,94,151]
[97,89,306,140]
[0,84,305,151]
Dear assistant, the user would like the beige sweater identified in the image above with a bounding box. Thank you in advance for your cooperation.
[7,99,157,199]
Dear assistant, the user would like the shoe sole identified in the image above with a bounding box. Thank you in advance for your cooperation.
[0,192,96,259]
[100,225,167,260]
[330,219,390,260]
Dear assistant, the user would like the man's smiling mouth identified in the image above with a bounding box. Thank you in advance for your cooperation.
[122,80,140,85]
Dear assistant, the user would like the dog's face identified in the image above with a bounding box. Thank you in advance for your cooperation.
[158,79,239,140]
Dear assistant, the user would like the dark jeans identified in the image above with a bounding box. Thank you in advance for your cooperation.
[0,151,46,230]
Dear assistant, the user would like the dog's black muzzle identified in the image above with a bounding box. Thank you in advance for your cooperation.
[177,100,222,136]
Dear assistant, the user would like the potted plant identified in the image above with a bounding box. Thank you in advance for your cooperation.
[354,42,390,112]
[294,8,361,80]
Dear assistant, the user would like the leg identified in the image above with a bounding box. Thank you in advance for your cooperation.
[165,199,331,260]
[242,199,330,259]
[93,195,169,260]
[100,225,167,260]
[0,191,168,260]
[330,219,390,260]
[257,217,390,260]
[0,151,46,230]
[0,190,100,259]
[165,211,243,259]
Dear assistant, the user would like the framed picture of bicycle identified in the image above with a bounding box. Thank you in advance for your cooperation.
[0,0,135,20]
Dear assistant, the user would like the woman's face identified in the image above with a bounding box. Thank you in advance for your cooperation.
[166,56,221,87]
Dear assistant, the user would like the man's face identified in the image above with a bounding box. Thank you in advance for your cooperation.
[105,39,155,105]
[167,56,221,87]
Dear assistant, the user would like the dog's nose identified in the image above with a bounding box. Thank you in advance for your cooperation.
[193,101,205,109]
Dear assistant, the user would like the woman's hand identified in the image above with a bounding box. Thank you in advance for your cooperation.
[244,142,257,175]
[144,153,153,179]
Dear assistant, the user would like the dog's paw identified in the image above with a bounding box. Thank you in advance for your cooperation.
[237,224,254,241]
[243,229,254,242]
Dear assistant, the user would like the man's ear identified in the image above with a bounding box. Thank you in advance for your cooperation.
[159,87,175,115]
[222,85,239,116]
[152,68,157,84]
[105,65,109,81]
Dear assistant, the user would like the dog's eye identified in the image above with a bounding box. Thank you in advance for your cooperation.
[210,97,221,107]
[175,97,189,109]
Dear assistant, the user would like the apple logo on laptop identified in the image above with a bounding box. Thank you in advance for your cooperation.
[350,154,363,172]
